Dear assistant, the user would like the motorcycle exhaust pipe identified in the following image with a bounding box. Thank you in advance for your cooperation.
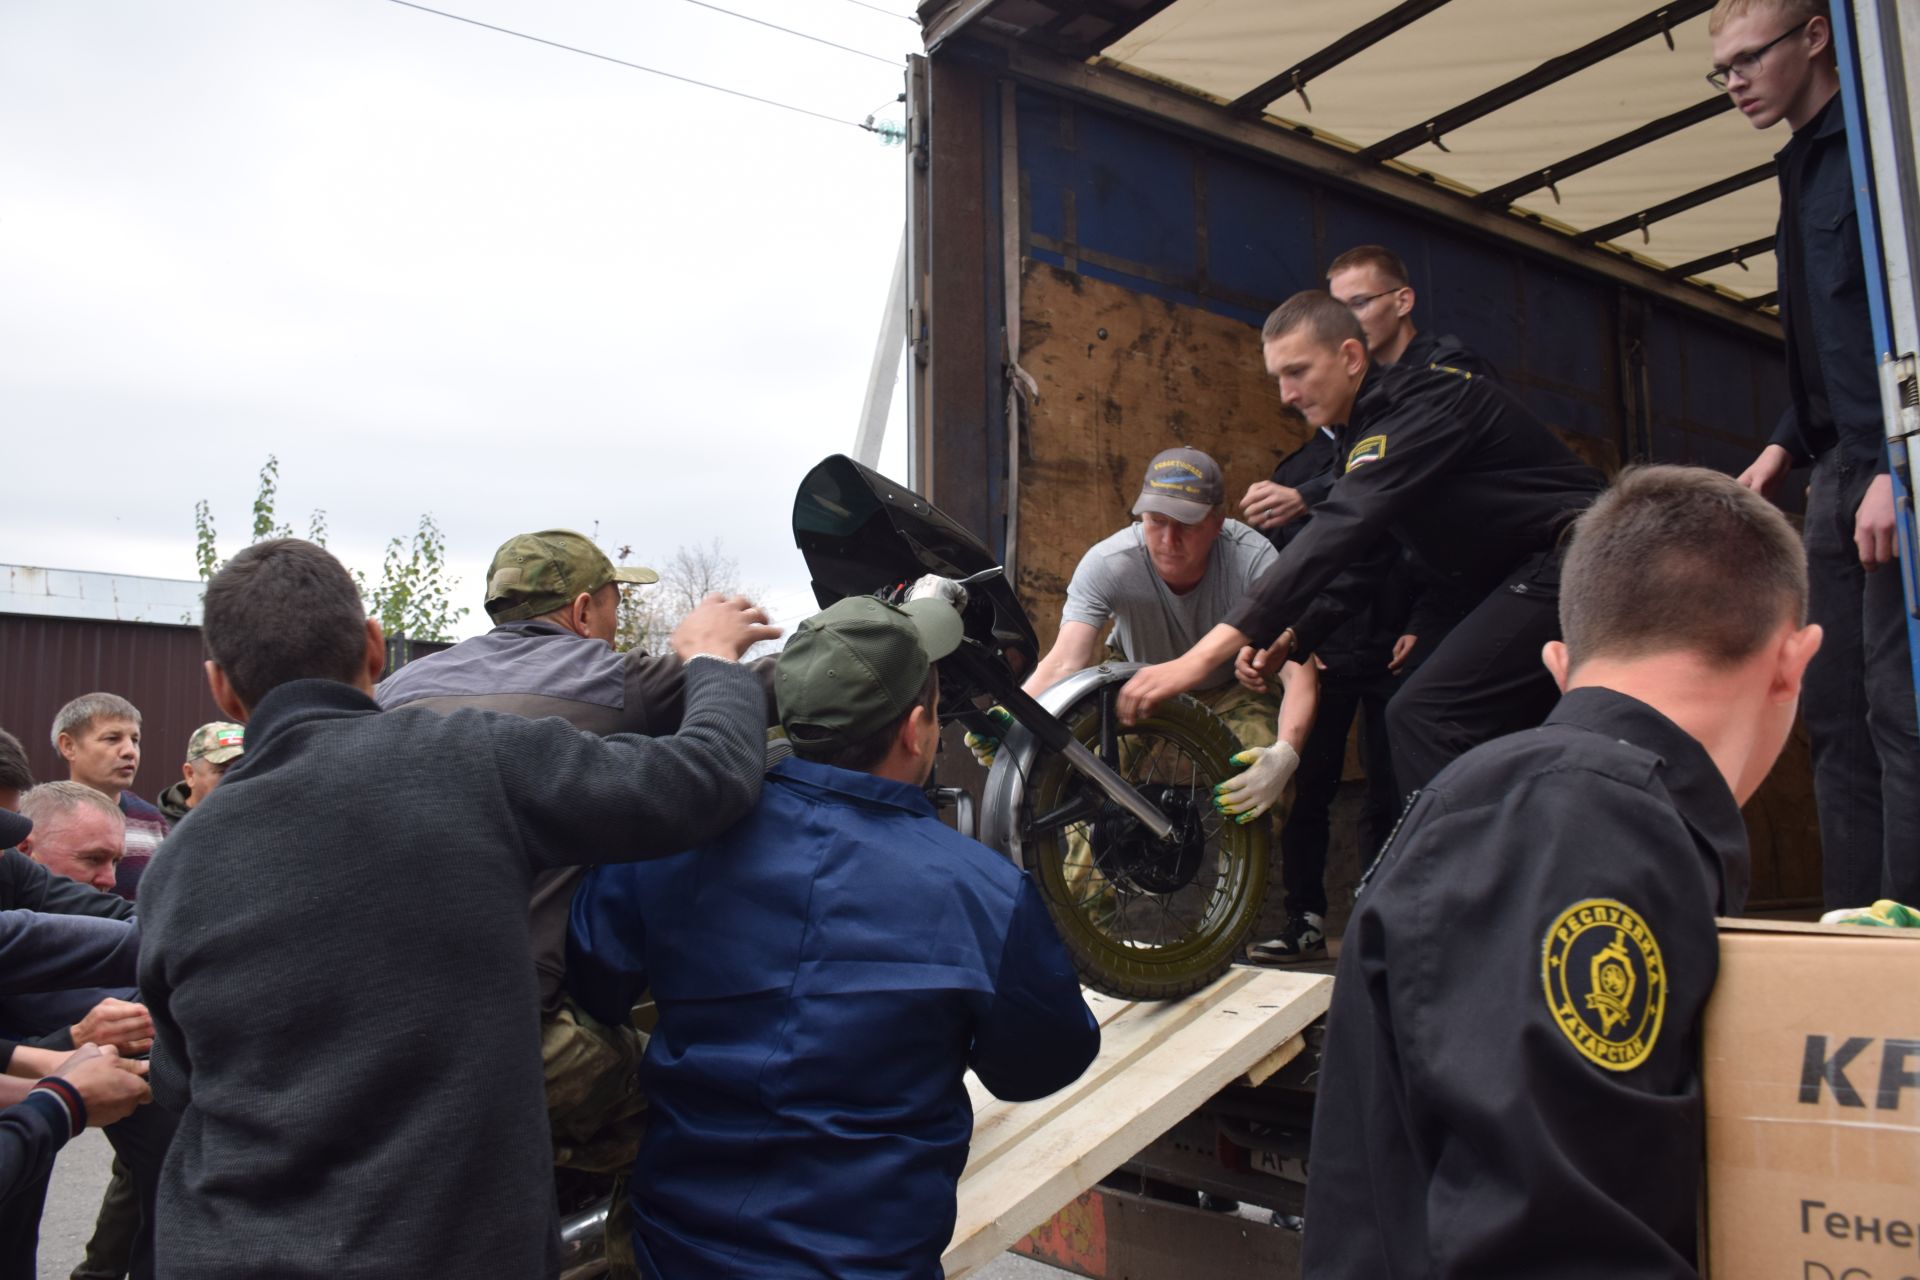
[558,1197,610,1280]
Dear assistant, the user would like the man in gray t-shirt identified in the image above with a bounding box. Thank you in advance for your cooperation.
[983,448,1318,829]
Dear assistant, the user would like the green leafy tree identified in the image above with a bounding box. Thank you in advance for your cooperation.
[357,514,468,642]
[194,456,468,642]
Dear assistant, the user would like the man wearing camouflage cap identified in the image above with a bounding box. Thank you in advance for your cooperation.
[569,595,1100,1278]
[376,528,776,1177]
[157,722,244,824]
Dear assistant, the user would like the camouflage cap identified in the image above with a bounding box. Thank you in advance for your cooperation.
[1132,447,1224,524]
[485,530,659,623]
[776,596,963,753]
[186,721,245,764]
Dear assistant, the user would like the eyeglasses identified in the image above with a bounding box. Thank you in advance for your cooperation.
[1342,287,1405,313]
[1706,18,1811,91]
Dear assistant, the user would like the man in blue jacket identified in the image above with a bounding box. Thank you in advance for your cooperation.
[570,594,1102,1279]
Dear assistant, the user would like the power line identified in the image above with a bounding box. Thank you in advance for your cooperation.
[673,0,902,66]
[387,0,883,133]
[827,0,919,20]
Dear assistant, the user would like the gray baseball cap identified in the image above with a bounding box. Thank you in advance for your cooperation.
[1132,447,1224,524]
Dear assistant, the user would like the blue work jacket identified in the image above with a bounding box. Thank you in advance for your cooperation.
[567,756,1100,1279]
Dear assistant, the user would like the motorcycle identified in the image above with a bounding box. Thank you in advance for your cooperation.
[794,454,1273,1002]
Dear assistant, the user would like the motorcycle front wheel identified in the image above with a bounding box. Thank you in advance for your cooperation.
[1018,687,1269,1001]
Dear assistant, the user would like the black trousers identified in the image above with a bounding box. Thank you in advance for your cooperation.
[1280,668,1400,919]
[1802,452,1920,907]
[1384,551,1565,797]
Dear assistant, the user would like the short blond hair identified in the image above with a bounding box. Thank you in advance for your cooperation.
[1560,466,1806,667]
[1708,0,1826,35]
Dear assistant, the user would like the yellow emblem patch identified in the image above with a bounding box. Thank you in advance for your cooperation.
[1345,435,1387,472]
[1541,898,1666,1072]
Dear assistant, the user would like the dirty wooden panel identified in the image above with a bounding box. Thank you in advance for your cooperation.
[1014,263,1309,651]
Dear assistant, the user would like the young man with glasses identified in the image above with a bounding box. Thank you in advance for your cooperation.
[1713,0,1920,910]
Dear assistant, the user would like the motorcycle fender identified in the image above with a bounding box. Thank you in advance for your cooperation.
[977,661,1143,870]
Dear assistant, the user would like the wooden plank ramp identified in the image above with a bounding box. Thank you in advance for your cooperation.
[942,965,1333,1278]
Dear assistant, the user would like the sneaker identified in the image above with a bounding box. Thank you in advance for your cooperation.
[1248,913,1327,964]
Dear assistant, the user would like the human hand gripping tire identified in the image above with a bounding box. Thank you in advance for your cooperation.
[1213,742,1301,824]
[965,705,1014,768]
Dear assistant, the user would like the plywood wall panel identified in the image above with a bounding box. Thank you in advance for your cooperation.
[1014,263,1311,649]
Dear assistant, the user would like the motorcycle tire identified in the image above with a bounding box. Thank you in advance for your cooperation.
[1019,689,1270,1001]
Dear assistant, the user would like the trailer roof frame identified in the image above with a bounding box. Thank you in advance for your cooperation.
[918,0,1787,320]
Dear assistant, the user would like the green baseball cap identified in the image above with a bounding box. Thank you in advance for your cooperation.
[484,529,659,623]
[186,721,245,764]
[776,596,964,752]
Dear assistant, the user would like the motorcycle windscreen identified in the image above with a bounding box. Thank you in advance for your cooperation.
[792,454,1038,672]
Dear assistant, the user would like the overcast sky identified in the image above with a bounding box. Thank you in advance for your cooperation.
[2,0,916,637]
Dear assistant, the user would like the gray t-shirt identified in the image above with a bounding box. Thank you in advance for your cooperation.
[1062,520,1278,689]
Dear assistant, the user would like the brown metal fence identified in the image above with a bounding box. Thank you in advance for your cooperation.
[0,613,446,805]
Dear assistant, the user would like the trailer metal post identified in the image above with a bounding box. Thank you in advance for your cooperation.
[1829,0,1920,715]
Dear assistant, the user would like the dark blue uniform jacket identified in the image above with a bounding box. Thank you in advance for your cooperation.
[568,756,1100,1279]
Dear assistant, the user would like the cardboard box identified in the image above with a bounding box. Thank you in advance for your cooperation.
[1705,919,1920,1279]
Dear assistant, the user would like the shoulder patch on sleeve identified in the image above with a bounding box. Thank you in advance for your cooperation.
[1541,898,1666,1072]
[1345,435,1387,473]
[1426,362,1475,381]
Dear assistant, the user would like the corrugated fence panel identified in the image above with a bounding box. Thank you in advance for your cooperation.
[0,615,451,808]
[0,614,222,806]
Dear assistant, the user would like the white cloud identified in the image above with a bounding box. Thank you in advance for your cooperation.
[1,0,917,638]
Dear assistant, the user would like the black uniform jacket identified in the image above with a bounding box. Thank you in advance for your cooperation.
[1265,430,1409,676]
[1769,94,1883,474]
[1304,688,1750,1278]
[1227,360,1602,650]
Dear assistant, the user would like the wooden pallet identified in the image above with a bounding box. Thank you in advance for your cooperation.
[942,965,1334,1278]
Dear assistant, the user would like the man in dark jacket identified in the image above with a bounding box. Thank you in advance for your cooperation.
[1240,245,1491,961]
[155,723,243,825]
[569,596,1101,1278]
[1120,291,1602,794]
[1305,465,1821,1275]
[136,538,777,1280]
[1715,0,1920,907]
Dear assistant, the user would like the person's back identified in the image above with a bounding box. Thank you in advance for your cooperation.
[570,595,1100,1278]
[1304,466,1821,1276]
[137,538,776,1280]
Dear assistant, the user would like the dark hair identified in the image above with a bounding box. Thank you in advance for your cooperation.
[1326,244,1410,288]
[791,666,938,773]
[203,539,370,710]
[1560,465,1807,667]
[1261,290,1368,348]
[0,729,32,792]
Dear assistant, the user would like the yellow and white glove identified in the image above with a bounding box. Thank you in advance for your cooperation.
[1213,743,1300,824]
[965,705,1014,769]
[1820,899,1920,929]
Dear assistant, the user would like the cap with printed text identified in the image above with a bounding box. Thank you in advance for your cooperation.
[1132,447,1224,524]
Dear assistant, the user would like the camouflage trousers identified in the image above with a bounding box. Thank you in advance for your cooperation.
[544,999,649,1174]
[1061,681,1281,909]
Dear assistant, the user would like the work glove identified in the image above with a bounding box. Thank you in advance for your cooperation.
[1212,742,1301,824]
[1820,899,1920,929]
[965,705,1014,769]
